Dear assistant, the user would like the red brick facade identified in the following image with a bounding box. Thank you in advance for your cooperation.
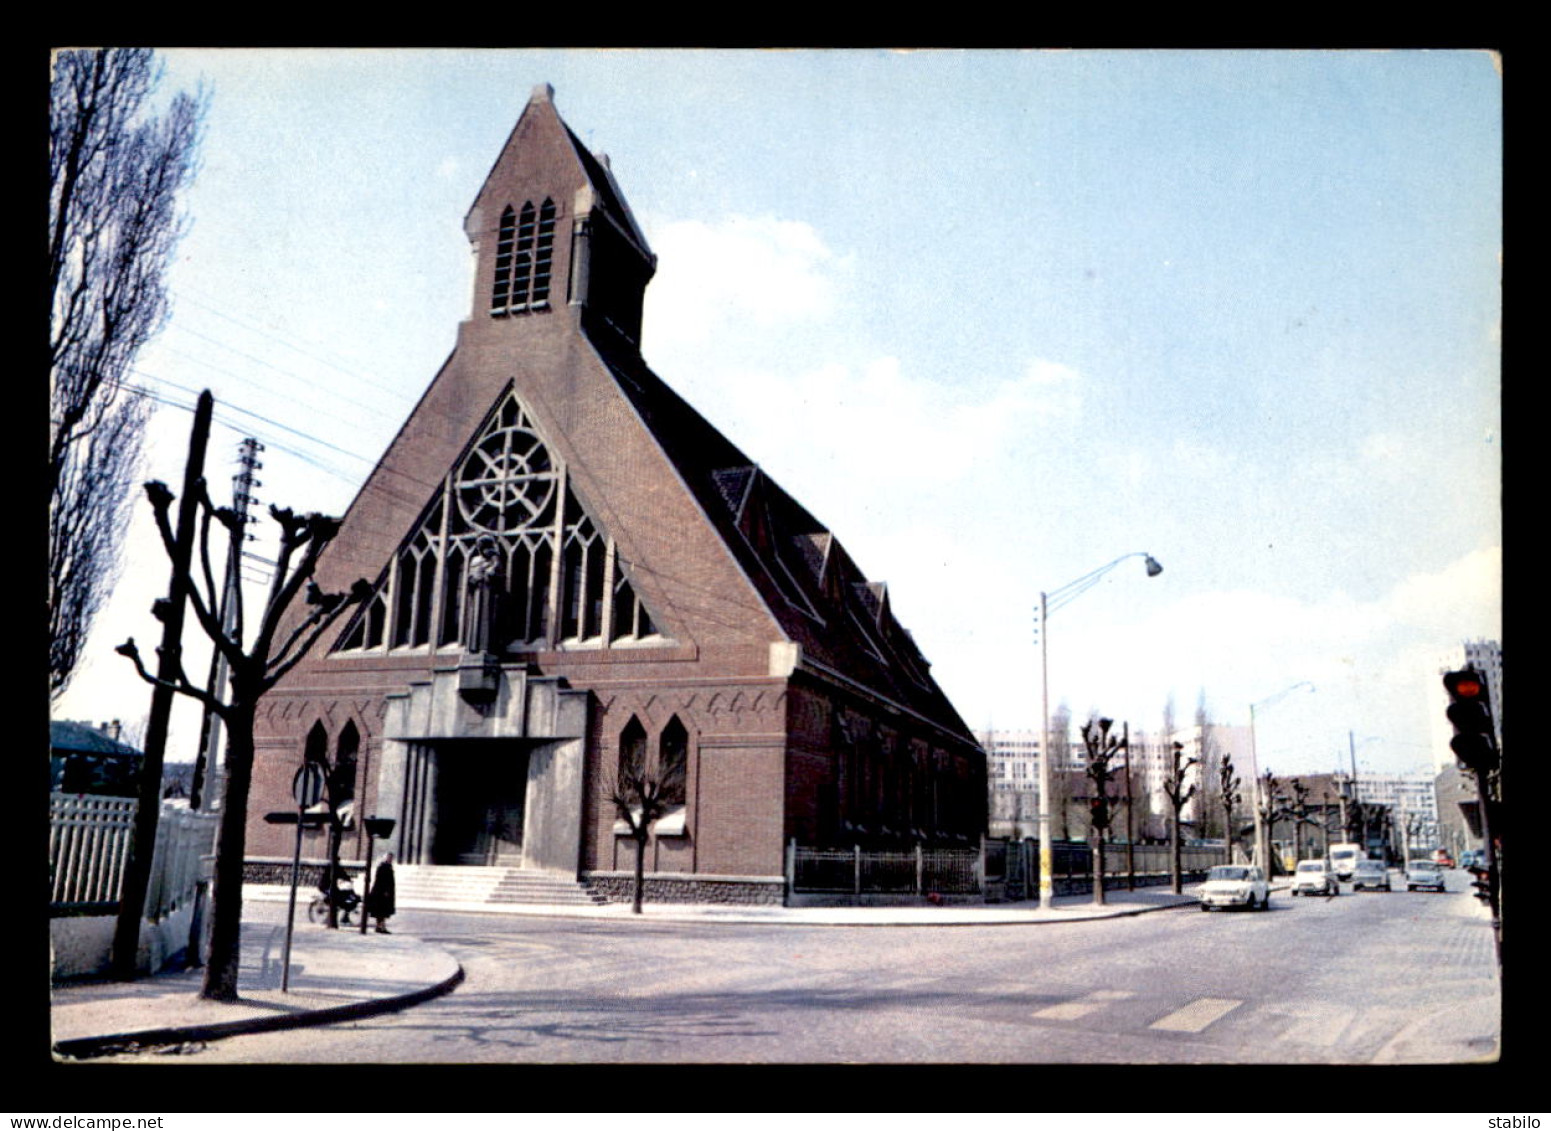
[247,85,985,900]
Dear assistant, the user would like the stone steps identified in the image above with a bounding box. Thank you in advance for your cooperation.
[392,865,607,908]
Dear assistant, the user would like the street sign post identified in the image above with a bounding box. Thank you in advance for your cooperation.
[281,762,327,991]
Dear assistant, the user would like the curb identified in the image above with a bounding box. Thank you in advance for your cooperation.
[53,963,465,1061]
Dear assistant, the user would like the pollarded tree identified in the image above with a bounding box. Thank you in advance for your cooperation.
[604,717,688,915]
[49,48,204,698]
[1081,716,1126,907]
[1255,770,1282,875]
[119,472,368,1001]
[1218,746,1243,864]
[1160,740,1199,894]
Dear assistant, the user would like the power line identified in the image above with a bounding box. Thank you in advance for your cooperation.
[171,288,423,407]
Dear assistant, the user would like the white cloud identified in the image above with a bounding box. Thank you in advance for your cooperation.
[710,353,1087,502]
[643,214,852,349]
[1381,544,1503,634]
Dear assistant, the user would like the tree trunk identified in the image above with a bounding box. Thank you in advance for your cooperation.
[1092,833,1106,906]
[1170,808,1183,894]
[632,832,647,914]
[201,702,255,1002]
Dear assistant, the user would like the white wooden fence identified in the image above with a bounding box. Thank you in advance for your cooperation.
[49,793,217,917]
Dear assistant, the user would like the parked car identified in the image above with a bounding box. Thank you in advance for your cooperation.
[1290,859,1338,897]
[1432,849,1455,868]
[1199,864,1270,911]
[1351,859,1392,891]
[1458,850,1481,870]
[1405,859,1447,892]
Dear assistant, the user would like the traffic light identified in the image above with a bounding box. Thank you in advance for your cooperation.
[1442,669,1499,772]
[1467,863,1494,905]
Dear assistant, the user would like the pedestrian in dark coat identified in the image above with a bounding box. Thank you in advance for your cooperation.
[368,852,396,934]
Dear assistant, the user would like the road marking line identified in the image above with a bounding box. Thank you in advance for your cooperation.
[1149,997,1242,1032]
[1032,989,1135,1021]
[1275,1003,1356,1048]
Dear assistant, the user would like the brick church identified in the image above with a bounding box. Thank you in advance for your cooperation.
[247,84,986,904]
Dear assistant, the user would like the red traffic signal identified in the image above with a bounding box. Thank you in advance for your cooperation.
[1442,669,1498,772]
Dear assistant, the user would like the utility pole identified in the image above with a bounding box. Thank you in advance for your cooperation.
[184,436,262,968]
[111,391,211,979]
[191,437,263,810]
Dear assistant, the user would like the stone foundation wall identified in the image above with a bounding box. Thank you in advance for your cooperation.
[584,871,786,906]
[243,858,360,887]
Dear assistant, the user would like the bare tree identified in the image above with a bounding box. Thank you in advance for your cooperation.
[1080,716,1125,906]
[1218,746,1242,864]
[49,48,204,698]
[1160,740,1198,894]
[604,733,687,915]
[1287,778,1314,863]
[119,475,367,1001]
[1255,770,1283,875]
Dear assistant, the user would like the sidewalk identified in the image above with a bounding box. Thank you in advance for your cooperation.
[46,880,1223,1059]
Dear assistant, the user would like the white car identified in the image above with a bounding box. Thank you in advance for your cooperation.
[1289,859,1338,897]
[1405,859,1447,892]
[1199,864,1270,911]
[1351,859,1392,892]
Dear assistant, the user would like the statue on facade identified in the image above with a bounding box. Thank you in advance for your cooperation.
[463,534,505,656]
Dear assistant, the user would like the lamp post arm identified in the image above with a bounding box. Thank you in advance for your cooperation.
[1045,552,1160,616]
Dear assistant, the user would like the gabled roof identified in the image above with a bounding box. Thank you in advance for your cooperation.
[591,335,973,741]
[49,720,142,758]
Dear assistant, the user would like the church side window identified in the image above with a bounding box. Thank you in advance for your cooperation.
[333,390,662,656]
[392,508,442,649]
[659,716,688,807]
[511,202,535,308]
[338,582,387,651]
[491,198,556,317]
[532,198,556,305]
[619,717,648,783]
[491,205,516,314]
[610,557,655,642]
[560,503,605,642]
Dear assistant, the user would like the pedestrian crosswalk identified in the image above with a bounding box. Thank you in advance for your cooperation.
[1148,997,1242,1033]
[1023,990,1370,1050]
[1031,989,1135,1021]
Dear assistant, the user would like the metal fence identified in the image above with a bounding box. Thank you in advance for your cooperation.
[788,837,1222,902]
[789,844,982,896]
[49,793,217,917]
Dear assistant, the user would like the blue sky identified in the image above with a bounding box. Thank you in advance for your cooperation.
[54,48,1502,779]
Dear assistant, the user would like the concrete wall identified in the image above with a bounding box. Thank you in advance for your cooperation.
[50,902,202,982]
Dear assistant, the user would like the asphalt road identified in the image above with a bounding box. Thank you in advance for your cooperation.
[133,871,1500,1066]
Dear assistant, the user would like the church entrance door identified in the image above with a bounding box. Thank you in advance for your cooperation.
[430,740,530,866]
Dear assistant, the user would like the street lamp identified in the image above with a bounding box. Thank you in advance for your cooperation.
[1247,681,1314,871]
[1038,552,1163,911]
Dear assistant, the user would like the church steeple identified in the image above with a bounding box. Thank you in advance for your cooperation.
[465,83,656,347]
